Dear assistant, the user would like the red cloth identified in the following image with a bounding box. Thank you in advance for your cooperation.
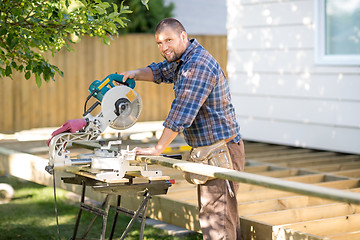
[46,119,87,146]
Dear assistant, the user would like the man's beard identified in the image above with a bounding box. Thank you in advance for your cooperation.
[163,51,182,63]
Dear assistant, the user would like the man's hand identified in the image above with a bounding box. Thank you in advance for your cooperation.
[119,70,136,82]
[135,127,178,156]
[118,67,154,83]
[134,146,162,156]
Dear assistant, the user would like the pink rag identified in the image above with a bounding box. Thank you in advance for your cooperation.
[46,119,87,146]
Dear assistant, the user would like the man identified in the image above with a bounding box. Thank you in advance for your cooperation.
[120,18,245,240]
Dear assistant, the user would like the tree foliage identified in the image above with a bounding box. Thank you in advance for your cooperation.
[0,0,144,87]
[115,0,174,34]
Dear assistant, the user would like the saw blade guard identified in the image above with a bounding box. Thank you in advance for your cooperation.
[100,85,142,130]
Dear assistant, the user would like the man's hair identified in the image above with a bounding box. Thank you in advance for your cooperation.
[155,18,186,35]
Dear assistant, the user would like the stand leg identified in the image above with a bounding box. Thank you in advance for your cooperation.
[72,181,86,240]
[81,195,110,240]
[109,196,121,240]
[119,191,151,240]
[100,196,111,240]
[139,198,149,240]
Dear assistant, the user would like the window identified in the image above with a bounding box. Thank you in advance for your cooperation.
[315,0,360,65]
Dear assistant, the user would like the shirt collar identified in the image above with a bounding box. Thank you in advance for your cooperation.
[178,38,198,64]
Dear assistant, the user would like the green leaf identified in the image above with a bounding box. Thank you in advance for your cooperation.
[6,34,18,50]
[35,73,42,88]
[102,35,110,45]
[113,3,118,13]
[141,0,149,10]
[25,71,31,80]
[5,65,12,76]
[0,28,7,36]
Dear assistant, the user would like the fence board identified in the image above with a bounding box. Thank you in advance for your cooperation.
[0,34,227,133]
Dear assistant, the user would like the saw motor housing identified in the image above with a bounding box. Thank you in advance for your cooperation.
[47,74,164,182]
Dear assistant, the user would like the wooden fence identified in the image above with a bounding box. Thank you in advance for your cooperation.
[0,34,227,133]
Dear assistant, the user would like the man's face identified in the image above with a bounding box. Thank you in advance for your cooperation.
[155,27,189,63]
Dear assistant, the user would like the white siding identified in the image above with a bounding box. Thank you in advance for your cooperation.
[227,0,360,154]
[165,0,227,35]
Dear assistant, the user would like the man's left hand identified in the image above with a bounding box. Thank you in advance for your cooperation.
[135,147,162,156]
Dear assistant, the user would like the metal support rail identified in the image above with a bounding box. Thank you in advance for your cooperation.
[136,155,360,205]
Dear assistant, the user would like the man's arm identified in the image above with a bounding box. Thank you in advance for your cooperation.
[135,127,178,155]
[120,67,153,82]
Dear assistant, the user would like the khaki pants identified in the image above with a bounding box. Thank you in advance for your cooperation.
[198,140,245,240]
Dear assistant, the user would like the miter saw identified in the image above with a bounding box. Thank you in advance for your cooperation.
[46,73,164,182]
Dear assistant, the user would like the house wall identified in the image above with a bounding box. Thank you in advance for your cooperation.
[227,0,360,154]
[165,0,227,35]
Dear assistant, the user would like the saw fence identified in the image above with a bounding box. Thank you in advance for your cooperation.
[1,136,360,239]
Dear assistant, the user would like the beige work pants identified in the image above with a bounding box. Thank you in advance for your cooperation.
[198,140,245,240]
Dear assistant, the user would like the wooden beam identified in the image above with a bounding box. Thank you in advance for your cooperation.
[328,231,360,240]
[238,195,335,216]
[284,155,360,168]
[246,148,312,159]
[245,203,360,225]
[136,155,360,204]
[282,214,360,237]
[332,169,360,178]
[308,161,360,172]
[253,152,337,163]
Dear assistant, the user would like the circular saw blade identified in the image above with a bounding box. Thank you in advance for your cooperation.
[101,86,142,130]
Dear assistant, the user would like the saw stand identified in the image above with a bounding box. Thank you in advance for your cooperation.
[62,173,172,240]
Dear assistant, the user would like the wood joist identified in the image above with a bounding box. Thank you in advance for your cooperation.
[1,139,360,239]
[232,142,360,239]
[144,141,360,239]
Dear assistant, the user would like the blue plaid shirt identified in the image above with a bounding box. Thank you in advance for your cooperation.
[148,39,241,147]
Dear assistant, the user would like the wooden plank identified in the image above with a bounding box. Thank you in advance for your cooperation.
[246,148,312,159]
[243,143,289,153]
[284,155,360,168]
[259,169,300,178]
[244,165,270,173]
[328,231,360,240]
[315,179,359,190]
[238,195,335,216]
[282,214,360,237]
[332,169,360,178]
[237,188,296,202]
[308,161,360,172]
[245,203,360,225]
[283,173,325,184]
[240,218,273,240]
[252,152,337,163]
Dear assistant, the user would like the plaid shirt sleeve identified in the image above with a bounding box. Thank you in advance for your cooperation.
[163,60,216,133]
[148,60,177,84]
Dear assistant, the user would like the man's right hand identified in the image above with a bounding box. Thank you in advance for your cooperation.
[119,70,137,82]
[119,67,154,83]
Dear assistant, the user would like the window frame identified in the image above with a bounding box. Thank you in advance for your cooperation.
[314,0,360,66]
